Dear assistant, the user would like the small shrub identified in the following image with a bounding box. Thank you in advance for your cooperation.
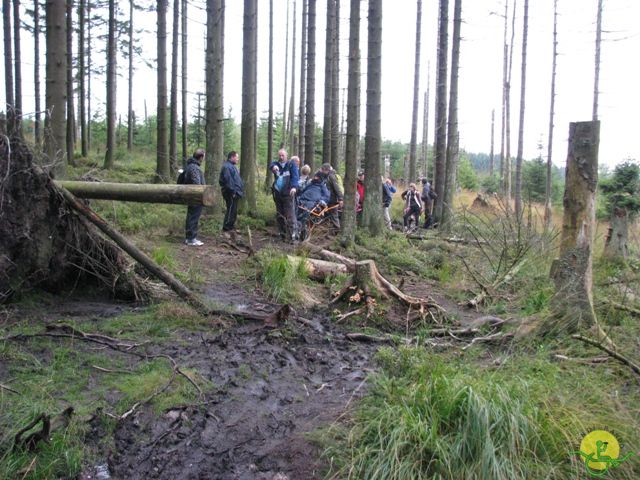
[255,249,308,303]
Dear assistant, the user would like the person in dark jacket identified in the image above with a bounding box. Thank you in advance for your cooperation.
[269,149,300,241]
[420,178,437,228]
[184,148,206,246]
[401,182,423,231]
[218,151,244,233]
[297,173,330,211]
[382,177,397,230]
[319,163,344,228]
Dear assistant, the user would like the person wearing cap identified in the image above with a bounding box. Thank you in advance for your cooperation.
[269,149,300,241]
[318,163,344,228]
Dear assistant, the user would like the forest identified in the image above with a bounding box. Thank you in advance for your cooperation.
[1,0,639,479]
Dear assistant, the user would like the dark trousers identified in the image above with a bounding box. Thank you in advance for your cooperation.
[403,205,421,228]
[222,191,239,231]
[424,202,433,228]
[274,193,297,238]
[185,205,203,240]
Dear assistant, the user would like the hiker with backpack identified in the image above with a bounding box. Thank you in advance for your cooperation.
[421,178,437,228]
[218,151,244,235]
[318,163,344,228]
[269,149,300,241]
[382,177,397,230]
[182,148,206,246]
[401,182,423,231]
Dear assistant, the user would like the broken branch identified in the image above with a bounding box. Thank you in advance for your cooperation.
[572,334,640,376]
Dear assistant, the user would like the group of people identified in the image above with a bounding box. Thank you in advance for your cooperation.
[181,147,437,246]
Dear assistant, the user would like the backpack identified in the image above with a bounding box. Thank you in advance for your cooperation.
[333,172,344,192]
[177,169,186,185]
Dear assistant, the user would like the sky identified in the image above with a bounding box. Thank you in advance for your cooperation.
[2,0,640,168]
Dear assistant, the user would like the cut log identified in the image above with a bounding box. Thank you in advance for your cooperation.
[54,180,215,206]
[287,255,349,281]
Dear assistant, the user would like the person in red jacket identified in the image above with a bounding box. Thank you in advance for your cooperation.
[355,170,365,221]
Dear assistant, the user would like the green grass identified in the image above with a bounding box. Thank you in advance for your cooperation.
[323,348,640,480]
[254,248,309,303]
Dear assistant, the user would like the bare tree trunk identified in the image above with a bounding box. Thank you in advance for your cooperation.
[86,0,92,151]
[66,0,76,165]
[181,0,188,163]
[34,0,42,147]
[549,121,602,335]
[408,0,422,183]
[503,0,516,210]
[514,0,528,219]
[3,0,15,137]
[489,109,495,176]
[340,0,360,246]
[156,0,170,181]
[442,0,462,228]
[45,0,67,177]
[322,0,335,167]
[298,0,307,163]
[265,0,274,191]
[422,63,430,178]
[499,0,508,190]
[433,0,449,222]
[103,0,117,169]
[362,0,384,235]
[169,0,180,176]
[604,208,629,260]
[330,0,340,171]
[593,0,602,120]
[240,0,258,211]
[127,0,134,151]
[287,0,297,154]
[544,0,558,229]
[78,0,87,156]
[281,0,289,150]
[304,0,317,170]
[13,0,23,138]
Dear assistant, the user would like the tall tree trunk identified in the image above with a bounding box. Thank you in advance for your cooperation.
[362,0,383,235]
[489,108,495,176]
[442,0,462,228]
[499,0,508,190]
[548,121,602,335]
[330,0,340,171]
[169,0,180,176]
[422,63,430,178]
[287,0,297,154]
[544,0,558,229]
[78,0,87,156]
[408,0,422,183]
[3,0,15,137]
[156,0,170,181]
[103,0,117,169]
[604,208,629,260]
[298,0,307,163]
[514,0,528,219]
[322,0,335,167]
[13,0,22,137]
[34,0,42,147]
[281,0,289,150]
[341,0,360,245]
[264,0,274,191]
[304,0,316,170]
[86,0,92,150]
[181,0,188,163]
[66,0,76,165]
[240,0,258,211]
[204,0,224,211]
[593,0,602,120]
[45,0,67,177]
[504,0,517,210]
[127,0,134,151]
[433,0,449,222]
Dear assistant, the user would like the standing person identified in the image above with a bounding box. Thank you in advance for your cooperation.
[401,182,423,231]
[218,151,244,234]
[355,170,365,214]
[319,163,344,228]
[420,178,437,228]
[269,149,300,241]
[382,177,397,230]
[184,148,206,246]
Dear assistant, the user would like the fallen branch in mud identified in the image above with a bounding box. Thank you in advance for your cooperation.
[552,354,609,365]
[13,407,74,451]
[0,382,19,394]
[246,226,255,256]
[466,260,526,309]
[345,332,394,343]
[461,331,513,351]
[572,334,640,376]
[599,298,640,317]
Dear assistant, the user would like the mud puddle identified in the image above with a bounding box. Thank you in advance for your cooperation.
[107,310,378,480]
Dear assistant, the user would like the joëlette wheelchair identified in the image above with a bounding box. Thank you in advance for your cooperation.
[296,201,341,241]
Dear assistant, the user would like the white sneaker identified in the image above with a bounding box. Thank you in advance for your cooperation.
[186,239,204,246]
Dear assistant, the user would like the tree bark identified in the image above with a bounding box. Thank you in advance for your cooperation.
[504,0,516,210]
[442,0,461,228]
[593,0,602,120]
[3,0,15,137]
[340,0,360,246]
[53,181,216,206]
[408,0,422,183]
[13,0,23,138]
[549,121,601,334]
[281,0,289,151]
[298,0,307,163]
[330,0,340,171]
[45,0,67,178]
[103,0,117,170]
[433,0,448,222]
[181,0,188,163]
[169,0,180,176]
[322,0,335,167]
[499,1,508,191]
[287,0,297,154]
[514,0,529,219]
[127,0,134,151]
[66,0,76,166]
[156,0,170,182]
[265,0,274,191]
[86,0,92,150]
[544,0,558,230]
[304,0,317,170]
[362,0,384,235]
[489,109,495,177]
[240,0,258,211]
[78,0,87,156]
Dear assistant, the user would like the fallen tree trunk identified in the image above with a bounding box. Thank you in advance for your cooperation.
[287,255,349,281]
[54,180,215,206]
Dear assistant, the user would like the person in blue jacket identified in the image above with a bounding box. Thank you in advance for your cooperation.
[382,177,397,230]
[184,148,206,246]
[269,149,300,241]
[298,173,330,212]
[218,151,244,233]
